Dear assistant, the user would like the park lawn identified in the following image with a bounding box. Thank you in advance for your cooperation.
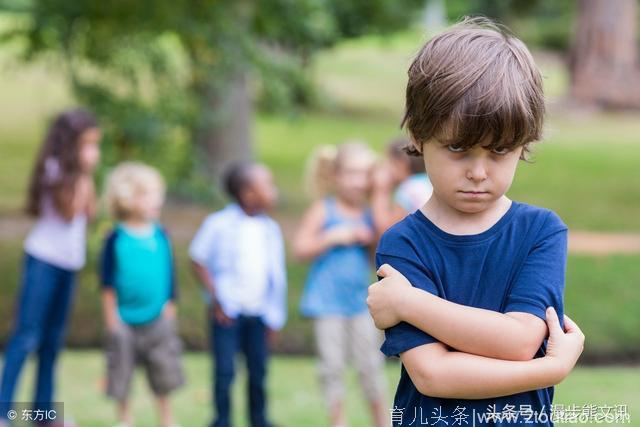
[6,350,639,427]
[563,254,640,356]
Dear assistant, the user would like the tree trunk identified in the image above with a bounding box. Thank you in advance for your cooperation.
[569,0,640,109]
[195,73,254,186]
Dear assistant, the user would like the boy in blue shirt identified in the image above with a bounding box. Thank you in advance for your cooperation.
[189,162,287,427]
[366,18,585,426]
[100,162,184,427]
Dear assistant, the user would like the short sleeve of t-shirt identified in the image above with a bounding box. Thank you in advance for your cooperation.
[503,211,568,321]
[376,231,441,357]
[99,230,118,289]
[158,227,179,301]
[189,215,219,264]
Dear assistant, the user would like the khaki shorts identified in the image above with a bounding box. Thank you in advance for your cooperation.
[105,316,184,400]
[314,313,387,409]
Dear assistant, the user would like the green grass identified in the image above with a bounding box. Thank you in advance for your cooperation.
[6,351,640,427]
[509,131,640,231]
[565,255,640,356]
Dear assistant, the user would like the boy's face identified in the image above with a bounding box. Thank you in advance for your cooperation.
[243,165,278,211]
[132,182,164,221]
[421,138,522,214]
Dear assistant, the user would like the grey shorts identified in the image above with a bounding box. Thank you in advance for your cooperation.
[105,316,185,400]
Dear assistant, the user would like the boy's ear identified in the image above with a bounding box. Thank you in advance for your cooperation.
[239,187,252,205]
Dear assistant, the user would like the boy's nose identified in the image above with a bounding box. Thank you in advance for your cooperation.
[466,161,488,182]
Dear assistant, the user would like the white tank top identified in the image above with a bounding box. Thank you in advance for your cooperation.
[23,158,87,271]
[24,197,87,271]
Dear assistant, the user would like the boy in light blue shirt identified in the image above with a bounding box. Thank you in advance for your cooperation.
[190,161,287,427]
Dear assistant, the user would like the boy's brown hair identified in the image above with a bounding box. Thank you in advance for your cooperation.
[402,17,544,159]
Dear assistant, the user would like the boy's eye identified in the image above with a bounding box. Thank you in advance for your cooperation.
[446,145,466,153]
[490,147,511,155]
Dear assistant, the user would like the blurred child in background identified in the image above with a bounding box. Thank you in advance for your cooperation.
[293,142,387,427]
[100,162,184,427]
[371,138,432,236]
[0,109,101,427]
[189,161,287,427]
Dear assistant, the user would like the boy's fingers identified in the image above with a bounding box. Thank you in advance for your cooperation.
[563,314,583,335]
[545,307,562,337]
[563,314,576,331]
[376,263,398,277]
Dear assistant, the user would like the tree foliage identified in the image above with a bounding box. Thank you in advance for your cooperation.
[0,0,424,194]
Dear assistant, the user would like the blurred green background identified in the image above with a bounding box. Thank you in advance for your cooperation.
[1,0,639,425]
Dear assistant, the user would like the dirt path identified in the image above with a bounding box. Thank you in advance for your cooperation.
[1,208,639,256]
[568,231,640,255]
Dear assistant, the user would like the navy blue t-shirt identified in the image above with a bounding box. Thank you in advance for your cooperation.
[377,201,567,426]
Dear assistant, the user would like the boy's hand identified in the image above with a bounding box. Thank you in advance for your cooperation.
[105,313,122,332]
[266,328,278,347]
[544,307,585,380]
[211,300,234,326]
[163,302,177,320]
[367,264,413,329]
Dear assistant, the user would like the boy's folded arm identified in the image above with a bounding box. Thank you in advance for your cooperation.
[401,341,562,400]
[400,288,547,361]
[376,213,567,361]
